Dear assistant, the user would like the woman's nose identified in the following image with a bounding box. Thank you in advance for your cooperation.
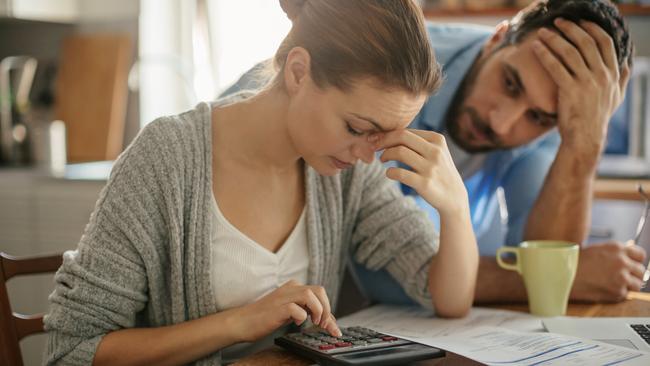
[351,141,375,164]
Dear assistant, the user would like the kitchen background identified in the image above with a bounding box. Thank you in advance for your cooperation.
[0,1,649,365]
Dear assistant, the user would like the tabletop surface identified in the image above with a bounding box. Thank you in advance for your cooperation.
[232,292,650,365]
[594,179,650,201]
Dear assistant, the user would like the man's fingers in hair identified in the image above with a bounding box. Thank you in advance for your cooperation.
[537,24,590,79]
[551,18,603,76]
[579,20,619,74]
[532,40,573,89]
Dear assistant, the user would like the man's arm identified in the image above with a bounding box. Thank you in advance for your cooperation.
[524,145,596,243]
[475,257,527,303]
[524,20,628,243]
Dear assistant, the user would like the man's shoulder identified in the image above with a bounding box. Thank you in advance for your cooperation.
[426,23,493,65]
[426,22,493,40]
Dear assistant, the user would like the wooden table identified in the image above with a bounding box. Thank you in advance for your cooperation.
[233,292,650,365]
[594,179,650,201]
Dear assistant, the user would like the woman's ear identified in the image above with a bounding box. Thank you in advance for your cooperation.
[483,21,510,54]
[283,47,312,96]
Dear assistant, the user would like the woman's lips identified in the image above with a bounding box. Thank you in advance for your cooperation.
[331,157,353,169]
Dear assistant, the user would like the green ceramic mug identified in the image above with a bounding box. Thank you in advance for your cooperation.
[496,240,579,317]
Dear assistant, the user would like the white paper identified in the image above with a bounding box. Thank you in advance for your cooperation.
[338,305,650,365]
[338,304,545,335]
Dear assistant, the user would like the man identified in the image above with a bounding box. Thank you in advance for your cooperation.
[355,0,645,306]
[223,0,646,305]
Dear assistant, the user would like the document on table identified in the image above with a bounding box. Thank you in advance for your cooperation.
[338,305,650,365]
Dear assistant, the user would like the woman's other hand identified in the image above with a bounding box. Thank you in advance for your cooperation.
[375,130,469,216]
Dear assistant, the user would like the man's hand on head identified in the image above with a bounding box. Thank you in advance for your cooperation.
[570,241,647,303]
[532,18,631,168]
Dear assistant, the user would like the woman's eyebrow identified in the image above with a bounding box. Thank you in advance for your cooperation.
[350,113,387,132]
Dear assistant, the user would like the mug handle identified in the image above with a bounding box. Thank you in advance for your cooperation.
[496,247,521,274]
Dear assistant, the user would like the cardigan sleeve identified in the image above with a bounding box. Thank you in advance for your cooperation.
[349,159,439,310]
[43,119,172,365]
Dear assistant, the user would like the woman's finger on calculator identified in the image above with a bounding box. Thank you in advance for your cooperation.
[291,287,324,326]
[320,313,342,337]
[308,287,342,337]
[308,286,332,325]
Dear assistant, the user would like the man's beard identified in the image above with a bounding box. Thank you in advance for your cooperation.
[445,54,504,154]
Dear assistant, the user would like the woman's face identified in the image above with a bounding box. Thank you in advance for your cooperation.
[285,77,426,176]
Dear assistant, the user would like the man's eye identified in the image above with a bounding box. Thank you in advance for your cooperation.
[504,76,519,96]
[346,122,363,136]
[527,110,550,127]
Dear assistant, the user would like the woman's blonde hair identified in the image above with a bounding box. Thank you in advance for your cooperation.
[273,0,442,95]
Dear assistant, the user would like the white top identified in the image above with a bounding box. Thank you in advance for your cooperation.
[209,192,310,311]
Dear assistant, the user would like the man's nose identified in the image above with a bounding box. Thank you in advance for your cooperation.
[488,100,526,136]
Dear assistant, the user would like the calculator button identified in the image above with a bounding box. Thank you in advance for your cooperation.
[335,342,352,348]
[368,338,383,343]
[382,336,398,341]
[319,344,335,350]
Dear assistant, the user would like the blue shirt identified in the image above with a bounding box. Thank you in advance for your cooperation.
[410,24,561,255]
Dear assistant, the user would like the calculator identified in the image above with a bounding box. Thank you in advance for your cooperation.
[275,326,444,365]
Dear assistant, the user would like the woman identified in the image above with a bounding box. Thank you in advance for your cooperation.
[44,0,478,365]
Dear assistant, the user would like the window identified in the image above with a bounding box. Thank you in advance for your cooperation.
[138,0,290,126]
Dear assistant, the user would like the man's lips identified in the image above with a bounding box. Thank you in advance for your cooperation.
[331,157,353,169]
[465,114,490,144]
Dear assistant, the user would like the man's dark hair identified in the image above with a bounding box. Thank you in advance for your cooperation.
[502,0,633,69]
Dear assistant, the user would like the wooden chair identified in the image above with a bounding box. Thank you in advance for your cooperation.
[0,252,63,366]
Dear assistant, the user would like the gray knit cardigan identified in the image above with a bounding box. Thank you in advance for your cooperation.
[43,97,439,365]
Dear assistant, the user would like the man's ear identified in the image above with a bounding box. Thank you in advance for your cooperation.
[283,47,311,96]
[483,21,510,54]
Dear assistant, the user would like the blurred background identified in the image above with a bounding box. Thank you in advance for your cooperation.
[0,1,648,365]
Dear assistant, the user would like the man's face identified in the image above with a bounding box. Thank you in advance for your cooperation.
[447,32,560,153]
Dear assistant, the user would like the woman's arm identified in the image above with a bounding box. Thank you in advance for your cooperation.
[429,205,477,317]
[93,280,341,366]
[375,130,478,317]
[94,309,240,366]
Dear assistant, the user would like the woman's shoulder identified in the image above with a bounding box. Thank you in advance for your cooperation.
[141,103,213,147]
[108,103,213,185]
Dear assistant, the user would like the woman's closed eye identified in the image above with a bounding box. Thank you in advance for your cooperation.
[345,121,364,136]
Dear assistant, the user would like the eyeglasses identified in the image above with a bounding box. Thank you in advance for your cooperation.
[635,185,650,286]
[635,184,650,244]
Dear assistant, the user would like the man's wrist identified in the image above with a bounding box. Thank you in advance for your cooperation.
[556,143,601,175]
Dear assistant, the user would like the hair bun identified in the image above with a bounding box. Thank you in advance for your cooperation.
[280,0,307,21]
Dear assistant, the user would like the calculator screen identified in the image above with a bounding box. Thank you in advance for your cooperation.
[336,345,415,360]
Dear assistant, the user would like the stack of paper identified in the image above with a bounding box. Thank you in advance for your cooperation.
[338,305,650,365]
